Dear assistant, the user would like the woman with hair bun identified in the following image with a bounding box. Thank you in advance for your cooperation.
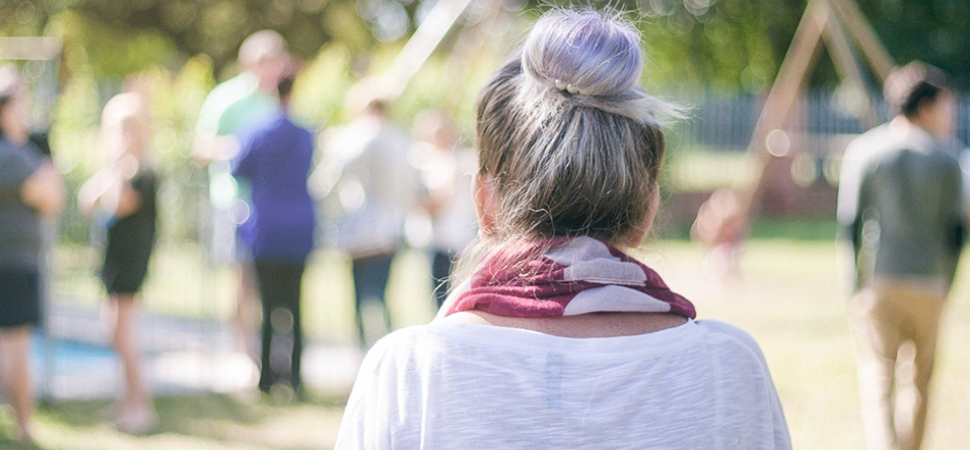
[336,9,791,449]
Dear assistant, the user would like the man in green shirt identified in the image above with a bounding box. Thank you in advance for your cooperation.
[837,62,965,450]
[194,30,287,363]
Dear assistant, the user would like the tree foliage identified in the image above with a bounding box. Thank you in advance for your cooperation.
[2,0,970,90]
[607,0,970,91]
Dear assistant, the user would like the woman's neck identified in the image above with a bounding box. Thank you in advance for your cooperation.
[444,310,688,338]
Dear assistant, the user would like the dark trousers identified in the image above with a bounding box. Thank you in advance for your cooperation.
[431,251,455,309]
[254,261,305,392]
[351,253,394,348]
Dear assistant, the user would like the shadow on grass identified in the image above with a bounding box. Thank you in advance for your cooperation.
[38,395,264,431]
[0,437,46,450]
[36,390,348,447]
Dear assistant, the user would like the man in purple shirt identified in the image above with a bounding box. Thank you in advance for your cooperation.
[232,74,315,394]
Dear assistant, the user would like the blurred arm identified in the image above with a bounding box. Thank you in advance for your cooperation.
[943,158,966,283]
[77,165,143,219]
[114,178,144,219]
[192,134,240,165]
[20,161,65,217]
[76,170,106,216]
[231,131,259,180]
[308,129,348,199]
[836,147,867,292]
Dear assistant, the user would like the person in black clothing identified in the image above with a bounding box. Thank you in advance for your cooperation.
[78,93,158,434]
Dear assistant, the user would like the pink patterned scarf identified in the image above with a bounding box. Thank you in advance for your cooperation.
[443,236,695,319]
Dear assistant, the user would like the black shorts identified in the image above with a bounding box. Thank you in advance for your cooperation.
[101,229,154,295]
[101,251,151,295]
[0,267,40,328]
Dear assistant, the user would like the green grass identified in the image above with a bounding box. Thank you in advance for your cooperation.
[6,238,970,449]
[747,218,838,241]
[660,217,839,241]
[2,393,347,450]
[638,240,970,450]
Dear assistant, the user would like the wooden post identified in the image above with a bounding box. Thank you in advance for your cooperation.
[827,0,895,82]
[695,0,894,254]
[820,0,880,129]
[731,0,828,215]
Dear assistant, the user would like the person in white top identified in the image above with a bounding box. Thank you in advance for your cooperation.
[336,8,791,449]
[325,89,417,348]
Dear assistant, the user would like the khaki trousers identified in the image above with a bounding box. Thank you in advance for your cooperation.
[849,281,945,450]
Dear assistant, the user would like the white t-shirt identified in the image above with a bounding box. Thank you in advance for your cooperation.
[328,117,417,258]
[336,319,791,449]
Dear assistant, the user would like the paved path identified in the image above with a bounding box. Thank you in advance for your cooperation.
[35,303,363,400]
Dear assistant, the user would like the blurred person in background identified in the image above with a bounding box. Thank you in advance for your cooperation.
[691,188,746,279]
[0,66,52,159]
[194,30,287,365]
[231,73,315,396]
[325,85,416,348]
[0,89,65,443]
[410,109,477,309]
[78,92,159,434]
[336,9,790,449]
[837,61,964,450]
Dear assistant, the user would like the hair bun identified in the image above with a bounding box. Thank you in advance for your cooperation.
[519,9,681,124]
[521,10,643,98]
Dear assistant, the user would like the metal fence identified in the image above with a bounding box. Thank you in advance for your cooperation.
[681,90,970,152]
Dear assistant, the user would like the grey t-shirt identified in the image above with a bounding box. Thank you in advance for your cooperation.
[837,123,966,291]
[0,138,44,268]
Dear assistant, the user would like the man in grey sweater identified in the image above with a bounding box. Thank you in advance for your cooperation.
[837,62,965,450]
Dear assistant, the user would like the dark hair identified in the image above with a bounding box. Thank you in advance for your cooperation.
[884,61,949,119]
[277,76,295,99]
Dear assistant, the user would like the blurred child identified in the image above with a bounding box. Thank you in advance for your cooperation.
[78,93,159,434]
[691,188,746,279]
[410,110,477,308]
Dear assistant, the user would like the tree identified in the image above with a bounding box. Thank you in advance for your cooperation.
[3,0,969,90]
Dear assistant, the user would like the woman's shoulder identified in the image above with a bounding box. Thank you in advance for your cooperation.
[369,324,427,346]
[694,319,761,344]
[353,326,445,382]
[693,319,772,368]
[361,326,434,359]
